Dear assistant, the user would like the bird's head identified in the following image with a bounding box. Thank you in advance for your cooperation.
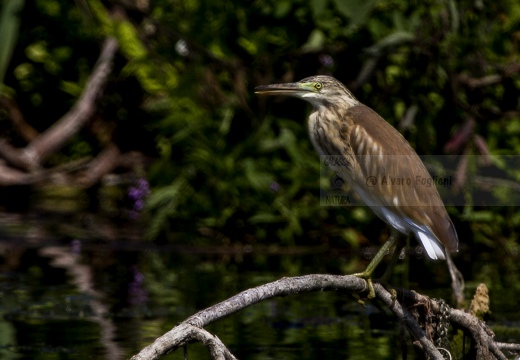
[255,75,359,108]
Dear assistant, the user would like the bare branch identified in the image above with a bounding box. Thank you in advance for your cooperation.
[404,290,509,360]
[184,274,366,328]
[131,275,367,360]
[77,142,121,187]
[373,284,444,359]
[131,274,515,360]
[0,160,36,185]
[186,325,237,360]
[0,139,33,170]
[449,308,507,360]
[131,275,451,360]
[458,74,502,88]
[0,95,39,142]
[457,62,520,89]
[19,37,118,168]
[496,342,520,351]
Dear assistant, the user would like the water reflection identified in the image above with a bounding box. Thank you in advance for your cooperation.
[0,212,518,359]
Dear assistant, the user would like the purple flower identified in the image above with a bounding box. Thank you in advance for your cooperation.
[134,199,144,211]
[270,181,280,192]
[128,177,150,219]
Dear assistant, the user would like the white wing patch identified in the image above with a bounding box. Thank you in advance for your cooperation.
[401,218,446,260]
[416,230,445,260]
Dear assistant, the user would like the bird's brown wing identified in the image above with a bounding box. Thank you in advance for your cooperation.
[342,105,458,252]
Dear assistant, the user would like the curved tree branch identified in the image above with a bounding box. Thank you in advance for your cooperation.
[131,275,471,360]
[0,95,39,142]
[449,309,507,360]
[130,275,518,360]
[19,37,118,169]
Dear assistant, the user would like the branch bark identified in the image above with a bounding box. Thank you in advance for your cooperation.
[18,37,118,169]
[0,37,123,187]
[77,142,121,187]
[457,62,520,89]
[129,275,516,360]
[0,95,39,142]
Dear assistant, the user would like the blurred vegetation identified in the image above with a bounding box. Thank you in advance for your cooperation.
[1,0,520,286]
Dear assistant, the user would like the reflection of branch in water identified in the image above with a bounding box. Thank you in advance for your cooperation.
[39,245,123,360]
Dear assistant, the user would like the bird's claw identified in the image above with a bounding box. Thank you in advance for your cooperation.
[352,272,376,300]
[351,292,365,306]
[381,283,397,305]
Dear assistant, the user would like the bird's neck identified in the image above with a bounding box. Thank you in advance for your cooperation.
[307,104,352,158]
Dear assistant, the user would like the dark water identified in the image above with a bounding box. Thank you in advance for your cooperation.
[0,213,518,359]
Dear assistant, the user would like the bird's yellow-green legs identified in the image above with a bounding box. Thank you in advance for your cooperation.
[379,235,406,301]
[380,235,406,281]
[353,230,400,299]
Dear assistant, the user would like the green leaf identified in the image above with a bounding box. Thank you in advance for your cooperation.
[243,158,275,191]
[365,31,415,55]
[60,80,83,96]
[237,37,258,55]
[332,0,378,27]
[302,29,326,52]
[116,20,147,60]
[0,0,24,84]
[462,211,494,222]
[274,0,292,18]
[249,213,283,224]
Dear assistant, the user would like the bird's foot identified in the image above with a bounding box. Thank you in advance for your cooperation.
[352,271,399,302]
[352,272,375,300]
[380,281,397,305]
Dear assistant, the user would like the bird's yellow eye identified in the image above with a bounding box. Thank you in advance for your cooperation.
[314,82,322,90]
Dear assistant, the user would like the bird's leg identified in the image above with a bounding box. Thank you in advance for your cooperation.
[353,230,400,299]
[380,235,406,282]
[379,236,406,301]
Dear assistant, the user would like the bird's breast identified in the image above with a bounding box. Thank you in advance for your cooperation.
[307,109,353,161]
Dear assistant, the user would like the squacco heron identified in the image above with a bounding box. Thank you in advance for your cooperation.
[255,75,458,298]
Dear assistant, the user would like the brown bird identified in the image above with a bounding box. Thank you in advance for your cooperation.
[255,75,458,298]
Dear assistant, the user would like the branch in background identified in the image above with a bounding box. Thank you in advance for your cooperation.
[458,73,502,89]
[0,139,32,170]
[0,161,35,185]
[0,95,39,142]
[19,37,119,169]
[77,143,121,187]
[457,62,520,89]
[0,37,118,173]
[0,157,92,186]
[444,117,475,153]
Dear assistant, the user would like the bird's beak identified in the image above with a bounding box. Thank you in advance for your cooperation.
[254,82,315,96]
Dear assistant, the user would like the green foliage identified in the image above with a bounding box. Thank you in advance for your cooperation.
[0,0,24,86]
[2,0,520,261]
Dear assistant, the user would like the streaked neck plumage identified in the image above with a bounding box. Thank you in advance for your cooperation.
[305,92,360,158]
